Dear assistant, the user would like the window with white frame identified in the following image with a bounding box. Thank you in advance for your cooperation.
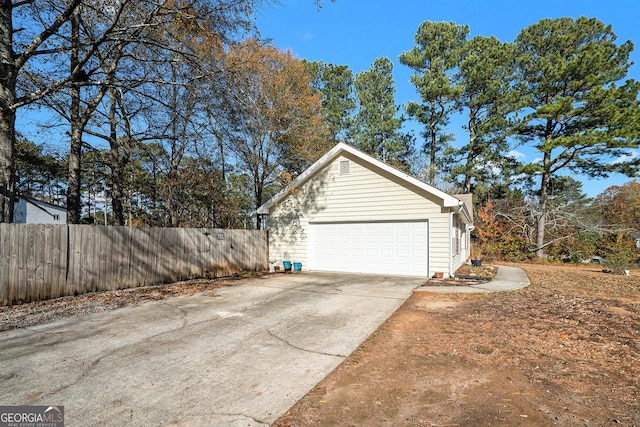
[452,218,463,255]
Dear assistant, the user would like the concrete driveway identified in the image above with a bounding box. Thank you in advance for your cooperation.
[0,272,423,426]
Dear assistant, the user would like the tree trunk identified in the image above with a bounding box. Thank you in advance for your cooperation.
[254,170,263,230]
[0,1,16,222]
[66,6,82,223]
[217,132,230,226]
[167,163,180,227]
[165,74,187,228]
[107,84,125,225]
[428,101,437,185]
[0,105,15,224]
[463,108,477,194]
[168,185,178,227]
[0,111,15,224]
[535,152,552,258]
[109,150,125,226]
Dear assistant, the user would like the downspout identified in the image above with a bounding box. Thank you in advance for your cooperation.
[449,210,454,278]
[449,201,465,278]
[427,219,430,279]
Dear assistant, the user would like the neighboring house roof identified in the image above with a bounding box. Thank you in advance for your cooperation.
[19,196,66,213]
[15,196,66,222]
[258,142,472,223]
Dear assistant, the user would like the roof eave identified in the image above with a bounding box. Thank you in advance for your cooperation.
[458,203,473,224]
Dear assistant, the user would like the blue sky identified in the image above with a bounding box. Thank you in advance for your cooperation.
[255,0,640,197]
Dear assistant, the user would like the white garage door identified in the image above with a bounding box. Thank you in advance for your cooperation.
[308,221,428,277]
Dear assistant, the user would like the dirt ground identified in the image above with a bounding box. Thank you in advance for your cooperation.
[2,265,639,426]
[274,264,640,427]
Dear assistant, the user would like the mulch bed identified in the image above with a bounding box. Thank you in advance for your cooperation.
[422,263,498,286]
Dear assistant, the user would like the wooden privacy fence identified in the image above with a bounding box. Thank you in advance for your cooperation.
[0,224,268,306]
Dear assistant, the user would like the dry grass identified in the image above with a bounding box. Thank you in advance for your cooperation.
[274,263,640,426]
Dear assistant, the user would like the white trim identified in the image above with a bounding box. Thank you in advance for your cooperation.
[449,211,454,277]
[426,219,431,279]
[257,143,466,215]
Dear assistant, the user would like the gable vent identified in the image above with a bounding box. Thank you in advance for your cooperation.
[339,160,350,175]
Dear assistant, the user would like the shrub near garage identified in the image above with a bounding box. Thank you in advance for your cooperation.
[473,200,530,262]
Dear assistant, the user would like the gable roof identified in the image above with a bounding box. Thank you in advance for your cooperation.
[18,196,66,214]
[257,143,472,222]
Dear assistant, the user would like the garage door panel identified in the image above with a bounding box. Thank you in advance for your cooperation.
[413,234,426,244]
[309,221,428,277]
[395,223,410,232]
[397,234,410,244]
[397,249,409,257]
[381,236,395,245]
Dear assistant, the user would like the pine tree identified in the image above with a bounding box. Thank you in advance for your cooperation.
[513,17,640,257]
[352,57,413,170]
[399,21,469,184]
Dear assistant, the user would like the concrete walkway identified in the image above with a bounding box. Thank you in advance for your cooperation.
[416,265,530,293]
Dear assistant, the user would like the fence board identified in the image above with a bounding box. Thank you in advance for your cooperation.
[17,227,28,302]
[0,226,5,305]
[96,226,109,291]
[35,225,46,300]
[133,227,150,287]
[0,224,268,305]
[68,226,81,297]
[49,226,69,295]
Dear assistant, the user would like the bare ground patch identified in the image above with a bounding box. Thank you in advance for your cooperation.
[273,264,640,426]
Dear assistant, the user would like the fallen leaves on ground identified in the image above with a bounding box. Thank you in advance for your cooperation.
[0,275,255,331]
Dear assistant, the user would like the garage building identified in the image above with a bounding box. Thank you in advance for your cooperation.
[257,143,473,278]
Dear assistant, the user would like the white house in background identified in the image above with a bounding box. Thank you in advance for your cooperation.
[257,142,473,278]
[14,196,67,224]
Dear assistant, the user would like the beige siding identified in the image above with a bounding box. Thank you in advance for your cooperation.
[268,153,455,275]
